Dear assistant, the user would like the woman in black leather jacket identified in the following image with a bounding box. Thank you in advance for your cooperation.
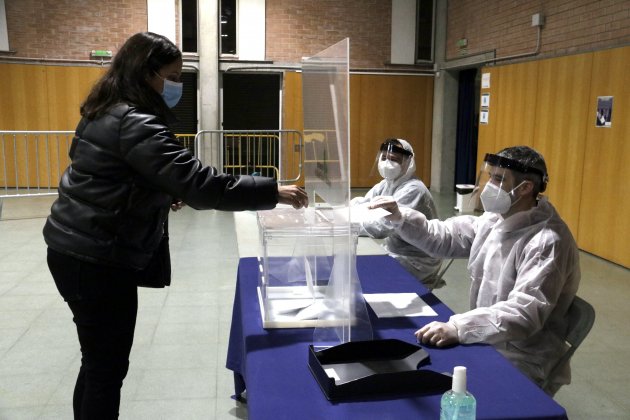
[43,32,307,419]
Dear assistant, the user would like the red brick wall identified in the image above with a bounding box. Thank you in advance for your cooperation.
[4,1,627,64]
[4,0,148,60]
[446,0,630,61]
[265,0,392,69]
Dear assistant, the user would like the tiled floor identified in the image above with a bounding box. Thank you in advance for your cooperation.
[0,191,628,419]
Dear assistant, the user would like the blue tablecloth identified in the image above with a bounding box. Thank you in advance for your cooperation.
[226,255,568,420]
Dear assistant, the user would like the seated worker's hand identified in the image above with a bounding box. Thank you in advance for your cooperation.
[368,196,402,223]
[171,199,186,212]
[415,321,459,347]
[278,185,309,209]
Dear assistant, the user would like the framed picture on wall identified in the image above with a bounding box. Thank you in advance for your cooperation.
[595,96,613,127]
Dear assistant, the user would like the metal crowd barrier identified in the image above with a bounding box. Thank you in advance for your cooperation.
[175,133,196,154]
[0,130,74,200]
[195,130,303,183]
[1,129,304,213]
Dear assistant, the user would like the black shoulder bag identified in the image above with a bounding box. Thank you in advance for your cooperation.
[137,220,172,288]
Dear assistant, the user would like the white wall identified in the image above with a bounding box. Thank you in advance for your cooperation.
[0,0,9,51]
[237,0,265,60]
[147,0,177,45]
[391,0,416,64]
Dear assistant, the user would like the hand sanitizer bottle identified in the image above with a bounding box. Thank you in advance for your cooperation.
[440,366,476,420]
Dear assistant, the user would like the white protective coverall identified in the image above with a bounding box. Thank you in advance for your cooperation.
[351,140,442,284]
[395,196,580,388]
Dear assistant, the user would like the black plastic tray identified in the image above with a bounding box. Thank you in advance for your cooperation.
[308,338,452,401]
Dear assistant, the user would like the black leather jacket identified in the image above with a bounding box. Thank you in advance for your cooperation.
[43,104,278,270]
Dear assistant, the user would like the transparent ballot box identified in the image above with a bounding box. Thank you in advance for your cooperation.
[256,206,359,329]
[253,38,372,344]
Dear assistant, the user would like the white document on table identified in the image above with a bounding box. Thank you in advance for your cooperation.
[350,204,391,224]
[364,293,438,318]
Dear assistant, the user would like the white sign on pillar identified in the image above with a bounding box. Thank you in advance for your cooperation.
[147,0,177,45]
[0,0,9,51]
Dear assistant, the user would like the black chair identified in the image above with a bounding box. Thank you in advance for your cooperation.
[541,295,595,394]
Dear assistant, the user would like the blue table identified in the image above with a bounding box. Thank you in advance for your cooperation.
[226,255,568,420]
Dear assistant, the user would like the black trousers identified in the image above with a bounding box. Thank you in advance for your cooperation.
[47,248,138,420]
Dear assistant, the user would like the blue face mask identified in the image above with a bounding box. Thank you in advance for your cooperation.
[159,77,183,108]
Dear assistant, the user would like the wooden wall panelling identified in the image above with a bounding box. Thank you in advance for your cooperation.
[476,67,501,171]
[411,75,435,187]
[493,61,539,152]
[533,54,593,238]
[349,75,363,184]
[480,47,629,267]
[0,64,49,188]
[281,71,304,186]
[0,64,103,188]
[0,64,49,130]
[476,62,539,173]
[578,47,630,267]
[46,65,104,130]
[282,72,434,189]
[43,65,104,187]
[351,74,434,188]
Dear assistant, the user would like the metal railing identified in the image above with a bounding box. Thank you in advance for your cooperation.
[175,133,196,154]
[0,130,74,199]
[195,130,303,183]
[1,129,304,202]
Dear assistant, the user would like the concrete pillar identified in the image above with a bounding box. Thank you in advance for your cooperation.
[430,0,458,193]
[198,0,220,167]
[430,71,459,193]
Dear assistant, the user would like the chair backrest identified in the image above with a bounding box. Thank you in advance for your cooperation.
[565,296,596,348]
[428,258,455,291]
[542,295,595,392]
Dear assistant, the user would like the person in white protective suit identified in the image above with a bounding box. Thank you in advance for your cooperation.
[369,146,580,396]
[351,138,443,287]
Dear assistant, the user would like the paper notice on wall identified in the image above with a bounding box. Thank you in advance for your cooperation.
[482,72,491,89]
[481,93,490,107]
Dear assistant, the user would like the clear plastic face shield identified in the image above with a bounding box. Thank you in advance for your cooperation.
[473,153,548,214]
[370,139,413,181]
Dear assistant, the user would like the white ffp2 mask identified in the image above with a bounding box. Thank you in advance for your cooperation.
[480,182,513,214]
[378,160,402,180]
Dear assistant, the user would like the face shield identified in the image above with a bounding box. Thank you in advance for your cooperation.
[370,139,413,181]
[473,153,547,214]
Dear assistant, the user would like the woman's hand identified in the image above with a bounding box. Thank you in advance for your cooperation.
[368,196,402,222]
[171,199,186,212]
[277,185,309,209]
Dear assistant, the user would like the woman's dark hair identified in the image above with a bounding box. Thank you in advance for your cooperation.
[80,32,182,121]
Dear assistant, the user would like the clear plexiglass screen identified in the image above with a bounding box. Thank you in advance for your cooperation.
[256,39,372,349]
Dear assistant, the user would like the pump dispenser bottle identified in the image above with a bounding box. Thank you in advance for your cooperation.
[440,366,476,420]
